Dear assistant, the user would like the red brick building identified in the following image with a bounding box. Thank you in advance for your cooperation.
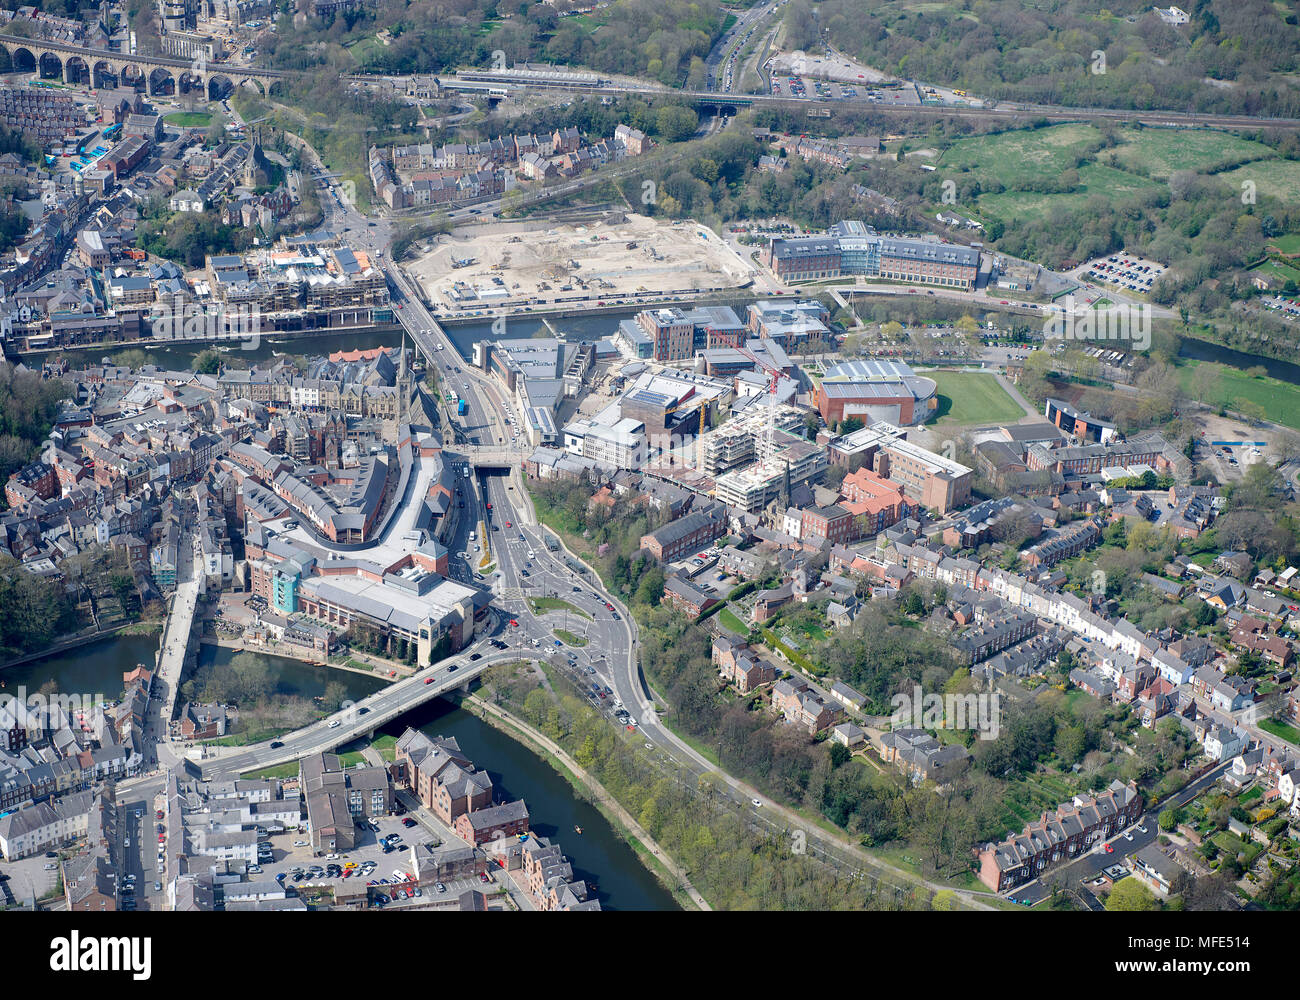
[639,507,726,563]
[977,780,1142,892]
[799,503,859,546]
[453,799,530,846]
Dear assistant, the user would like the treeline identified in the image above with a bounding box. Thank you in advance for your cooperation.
[0,360,67,499]
[179,651,348,738]
[816,0,1300,118]
[261,0,727,88]
[497,663,934,909]
[530,0,726,87]
[137,207,246,268]
[476,95,698,147]
[0,554,79,658]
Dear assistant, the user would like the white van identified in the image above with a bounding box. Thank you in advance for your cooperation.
[469,531,477,542]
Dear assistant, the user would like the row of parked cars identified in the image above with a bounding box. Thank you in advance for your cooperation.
[1085,254,1164,291]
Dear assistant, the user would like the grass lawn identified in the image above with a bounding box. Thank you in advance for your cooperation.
[554,628,588,647]
[163,111,212,127]
[528,597,592,619]
[718,606,749,634]
[939,123,1100,190]
[1250,259,1300,285]
[1258,717,1300,747]
[1239,785,1264,805]
[1107,127,1274,179]
[371,733,398,762]
[1174,358,1300,431]
[927,370,1025,426]
[1219,159,1300,206]
[976,164,1161,223]
[337,750,367,767]
[243,762,298,779]
[1268,233,1300,255]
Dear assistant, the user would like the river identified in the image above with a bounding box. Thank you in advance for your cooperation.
[23,310,644,373]
[7,634,678,911]
[1177,335,1300,387]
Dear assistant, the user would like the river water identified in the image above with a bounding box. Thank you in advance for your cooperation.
[25,310,643,373]
[1177,335,1300,386]
[3,634,678,911]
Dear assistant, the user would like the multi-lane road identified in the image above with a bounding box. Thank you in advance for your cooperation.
[375,264,1005,907]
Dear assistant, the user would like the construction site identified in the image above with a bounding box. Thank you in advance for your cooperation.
[407,213,759,313]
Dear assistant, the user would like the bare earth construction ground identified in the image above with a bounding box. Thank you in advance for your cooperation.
[408,214,756,312]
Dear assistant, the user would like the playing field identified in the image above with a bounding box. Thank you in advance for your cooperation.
[926,370,1026,426]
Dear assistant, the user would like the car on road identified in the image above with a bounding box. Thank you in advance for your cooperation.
[1138,824,1148,834]
[270,741,284,749]
[751,799,762,807]
[424,676,435,684]
[1104,843,1114,853]
[327,719,341,728]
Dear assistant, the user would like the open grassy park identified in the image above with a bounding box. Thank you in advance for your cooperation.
[926,370,1025,427]
[163,111,213,128]
[1174,359,1300,431]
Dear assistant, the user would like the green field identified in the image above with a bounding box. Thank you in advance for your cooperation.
[927,370,1025,426]
[1219,160,1300,206]
[939,122,1098,189]
[1107,127,1274,179]
[1268,233,1300,255]
[1174,359,1300,431]
[163,111,212,127]
[977,162,1161,223]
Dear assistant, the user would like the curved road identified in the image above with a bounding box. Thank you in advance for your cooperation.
[381,264,997,908]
